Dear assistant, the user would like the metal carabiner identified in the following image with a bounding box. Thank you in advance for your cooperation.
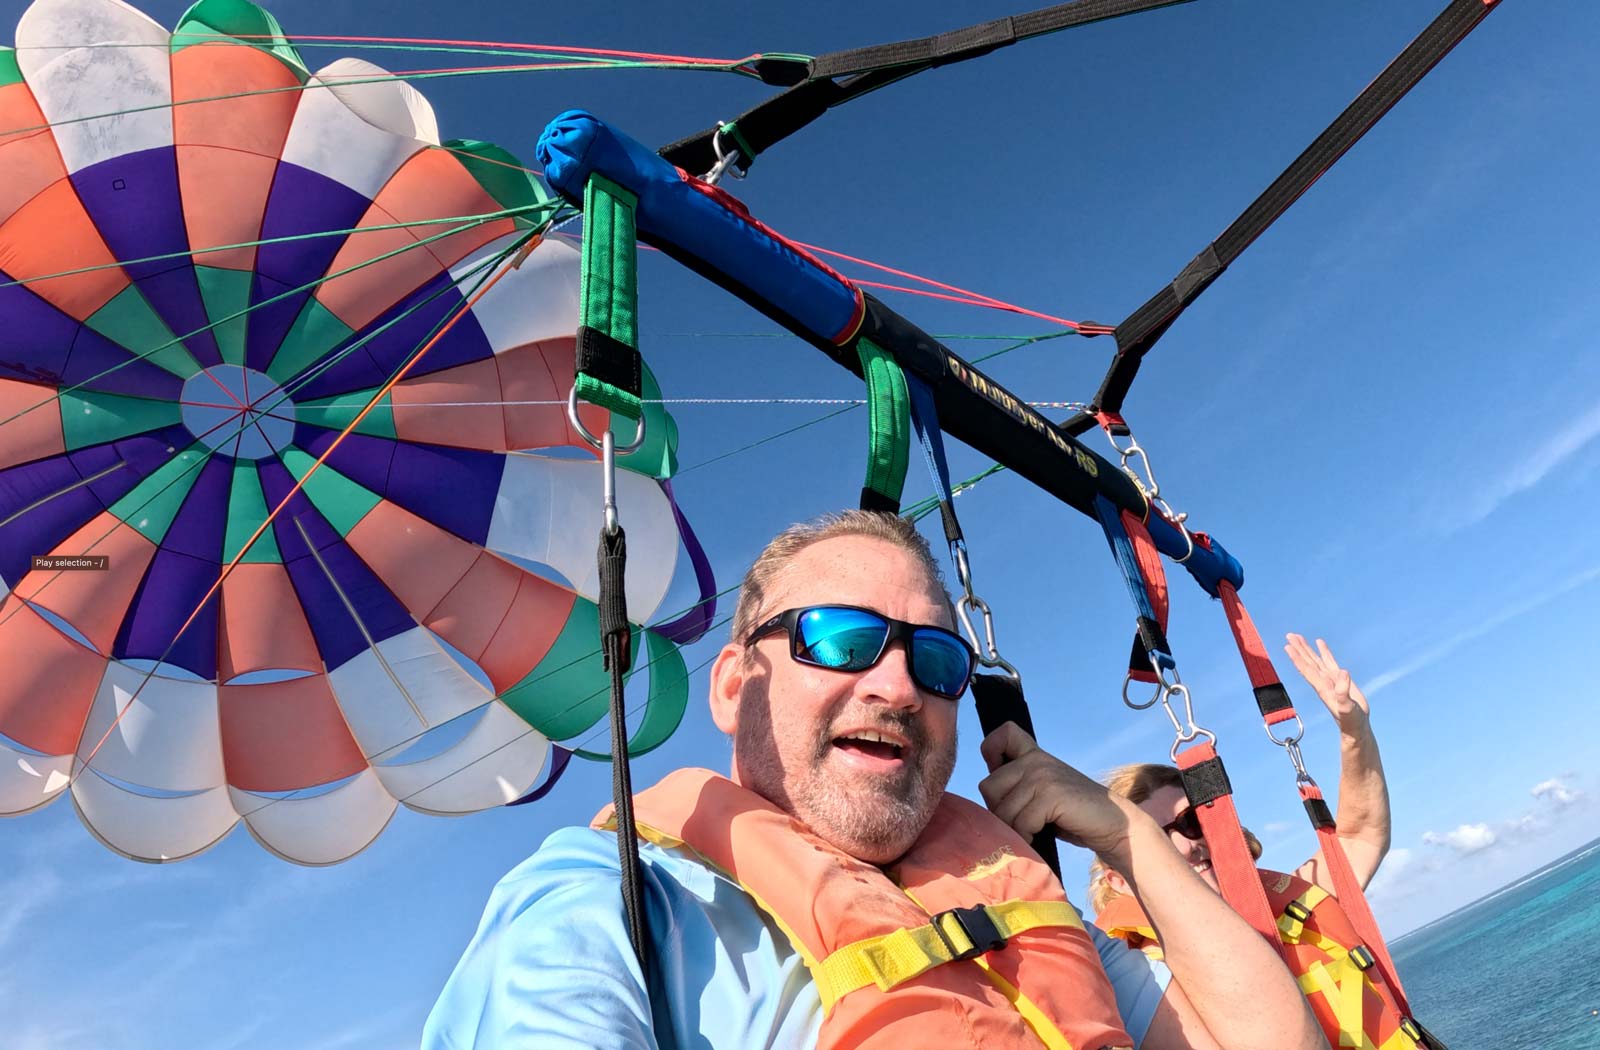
[1159,681,1217,762]
[954,591,1017,679]
[703,124,748,186]
[567,387,647,535]
[1151,497,1196,564]
[1281,737,1318,787]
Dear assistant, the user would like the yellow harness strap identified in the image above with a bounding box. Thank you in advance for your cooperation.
[813,899,1083,1009]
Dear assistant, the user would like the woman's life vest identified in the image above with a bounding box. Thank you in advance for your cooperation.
[595,768,1133,1050]
[1095,868,1428,1050]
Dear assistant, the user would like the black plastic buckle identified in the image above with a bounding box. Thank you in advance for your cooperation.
[931,906,1007,962]
[1283,899,1313,924]
[1349,944,1375,971]
[1399,1017,1448,1049]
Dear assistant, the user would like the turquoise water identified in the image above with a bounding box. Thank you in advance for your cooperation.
[1393,838,1600,1049]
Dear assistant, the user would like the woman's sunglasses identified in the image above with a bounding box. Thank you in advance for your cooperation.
[1162,806,1204,842]
[745,605,977,700]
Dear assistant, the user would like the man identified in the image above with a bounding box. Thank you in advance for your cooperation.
[425,511,1325,1049]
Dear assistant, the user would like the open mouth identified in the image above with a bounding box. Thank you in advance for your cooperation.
[1190,858,1213,877]
[832,730,906,767]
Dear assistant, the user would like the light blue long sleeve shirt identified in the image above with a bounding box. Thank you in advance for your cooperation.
[425,826,1169,1049]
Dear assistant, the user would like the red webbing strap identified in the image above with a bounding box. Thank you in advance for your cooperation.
[1302,782,1414,1007]
[1218,582,1422,1027]
[1216,579,1297,726]
[1174,742,1282,948]
[1122,509,1169,684]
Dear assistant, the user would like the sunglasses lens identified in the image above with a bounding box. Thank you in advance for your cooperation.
[911,628,975,698]
[794,608,888,671]
[1168,808,1203,842]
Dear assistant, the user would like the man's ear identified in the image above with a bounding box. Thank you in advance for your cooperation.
[1105,868,1132,899]
[708,643,746,735]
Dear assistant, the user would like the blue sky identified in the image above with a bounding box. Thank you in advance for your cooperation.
[5,0,1600,1047]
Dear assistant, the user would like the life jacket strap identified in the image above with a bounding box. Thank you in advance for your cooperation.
[813,899,1083,1009]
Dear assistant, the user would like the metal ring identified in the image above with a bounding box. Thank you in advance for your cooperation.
[1264,711,1306,747]
[567,386,647,454]
[1122,673,1162,711]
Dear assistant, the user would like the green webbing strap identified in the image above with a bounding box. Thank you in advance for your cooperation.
[576,174,644,420]
[855,338,910,511]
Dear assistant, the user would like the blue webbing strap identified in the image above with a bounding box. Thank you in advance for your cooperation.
[905,375,1063,881]
[1093,495,1174,677]
[905,373,963,558]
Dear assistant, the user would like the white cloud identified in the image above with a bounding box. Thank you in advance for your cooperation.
[1423,823,1498,855]
[1454,400,1600,530]
[1532,776,1584,807]
[1365,846,1424,902]
[1363,562,1600,696]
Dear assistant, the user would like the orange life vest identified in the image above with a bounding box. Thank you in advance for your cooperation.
[1095,869,1425,1050]
[596,768,1132,1050]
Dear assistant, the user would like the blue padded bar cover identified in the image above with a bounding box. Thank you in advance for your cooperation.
[537,111,862,345]
[1142,512,1245,598]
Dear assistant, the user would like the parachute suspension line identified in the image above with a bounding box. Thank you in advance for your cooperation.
[164,31,758,68]
[0,208,533,433]
[0,204,552,298]
[894,372,1062,879]
[292,517,428,731]
[0,235,528,645]
[569,171,654,984]
[0,61,751,143]
[669,329,1078,483]
[1092,496,1284,948]
[69,240,526,786]
[794,240,1110,334]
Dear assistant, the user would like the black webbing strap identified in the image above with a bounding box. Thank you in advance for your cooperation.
[1302,793,1336,830]
[970,673,1063,880]
[658,0,1194,175]
[1061,0,1503,436]
[1177,751,1231,808]
[597,525,652,984]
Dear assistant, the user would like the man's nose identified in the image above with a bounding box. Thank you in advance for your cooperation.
[854,640,924,710]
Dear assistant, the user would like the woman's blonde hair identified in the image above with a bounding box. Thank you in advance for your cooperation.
[1087,762,1264,913]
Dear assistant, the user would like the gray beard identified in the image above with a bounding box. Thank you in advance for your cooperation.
[736,702,956,862]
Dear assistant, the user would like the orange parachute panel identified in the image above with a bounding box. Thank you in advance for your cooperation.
[219,673,366,792]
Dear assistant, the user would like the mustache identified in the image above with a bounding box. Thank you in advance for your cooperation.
[815,710,927,755]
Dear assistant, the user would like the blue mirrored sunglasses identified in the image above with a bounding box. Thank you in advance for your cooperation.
[745,605,976,700]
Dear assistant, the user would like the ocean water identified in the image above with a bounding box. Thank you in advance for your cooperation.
[1393,837,1600,1049]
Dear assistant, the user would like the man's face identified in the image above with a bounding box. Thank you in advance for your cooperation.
[1136,784,1220,892]
[710,534,960,865]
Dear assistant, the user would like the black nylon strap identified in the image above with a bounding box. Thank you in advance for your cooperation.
[1252,682,1293,718]
[598,526,649,983]
[577,325,644,404]
[1135,614,1170,664]
[970,673,1062,880]
[1303,795,1336,830]
[1066,0,1502,431]
[859,486,900,513]
[659,0,1193,174]
[1179,753,1232,808]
